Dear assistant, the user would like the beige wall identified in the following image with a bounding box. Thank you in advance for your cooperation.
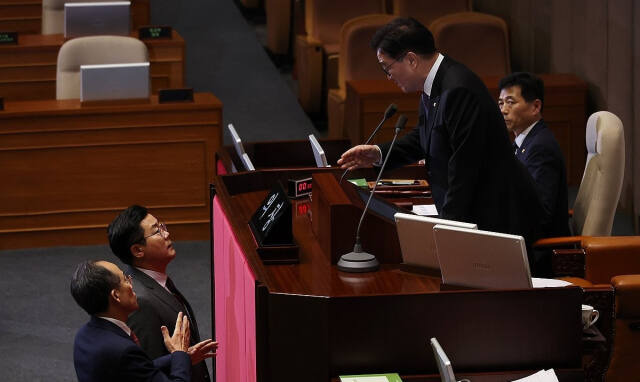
[475,0,639,231]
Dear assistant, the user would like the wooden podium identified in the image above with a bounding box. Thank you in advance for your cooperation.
[212,169,588,382]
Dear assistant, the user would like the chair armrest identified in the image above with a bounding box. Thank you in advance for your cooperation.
[552,249,585,278]
[583,236,640,284]
[534,236,585,249]
[611,275,640,318]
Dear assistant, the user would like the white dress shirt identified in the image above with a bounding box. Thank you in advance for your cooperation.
[135,266,171,293]
[98,316,132,336]
[514,120,540,154]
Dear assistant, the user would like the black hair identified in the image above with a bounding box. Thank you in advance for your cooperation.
[70,260,120,315]
[499,72,545,110]
[370,17,436,60]
[107,205,148,265]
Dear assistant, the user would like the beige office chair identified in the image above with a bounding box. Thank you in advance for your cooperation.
[392,0,471,27]
[42,0,106,35]
[295,0,386,113]
[265,0,292,56]
[327,14,394,138]
[56,36,148,100]
[430,12,511,77]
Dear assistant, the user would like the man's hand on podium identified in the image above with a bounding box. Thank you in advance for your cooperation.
[338,145,382,170]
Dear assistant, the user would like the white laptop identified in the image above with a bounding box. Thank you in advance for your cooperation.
[394,213,477,271]
[65,2,131,38]
[241,153,255,171]
[80,62,149,102]
[433,224,532,289]
[308,134,329,167]
[227,123,246,159]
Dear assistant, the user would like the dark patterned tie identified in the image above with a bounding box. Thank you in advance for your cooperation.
[421,92,431,118]
[166,277,201,343]
[130,330,141,346]
[513,142,519,156]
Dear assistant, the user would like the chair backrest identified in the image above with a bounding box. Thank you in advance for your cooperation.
[430,12,510,77]
[572,111,625,236]
[393,0,471,27]
[337,14,395,91]
[56,36,148,100]
[42,0,107,35]
[305,0,385,45]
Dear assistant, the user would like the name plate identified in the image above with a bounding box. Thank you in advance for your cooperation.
[249,182,293,246]
[138,26,172,39]
[0,32,18,45]
[158,88,194,103]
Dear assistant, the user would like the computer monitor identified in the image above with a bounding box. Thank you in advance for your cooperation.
[394,213,477,271]
[241,153,255,171]
[227,123,246,159]
[80,62,149,102]
[308,134,329,167]
[64,2,131,38]
[429,338,457,382]
[433,224,532,289]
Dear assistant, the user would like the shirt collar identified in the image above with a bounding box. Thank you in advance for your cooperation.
[514,120,540,148]
[423,53,444,96]
[98,316,131,336]
[135,266,169,291]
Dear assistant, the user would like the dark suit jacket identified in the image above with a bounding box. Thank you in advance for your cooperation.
[126,266,210,382]
[73,316,191,382]
[515,120,570,238]
[380,56,542,247]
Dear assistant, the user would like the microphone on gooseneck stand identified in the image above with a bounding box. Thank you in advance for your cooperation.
[339,103,398,184]
[337,114,408,273]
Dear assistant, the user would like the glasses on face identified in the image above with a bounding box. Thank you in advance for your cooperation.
[124,274,133,285]
[144,222,169,239]
[378,53,406,77]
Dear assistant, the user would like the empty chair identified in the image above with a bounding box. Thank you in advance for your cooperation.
[430,12,510,77]
[393,0,471,27]
[42,0,106,35]
[56,36,148,100]
[295,0,386,113]
[327,14,394,138]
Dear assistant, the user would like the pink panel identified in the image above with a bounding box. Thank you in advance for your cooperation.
[213,197,257,382]
[216,159,228,175]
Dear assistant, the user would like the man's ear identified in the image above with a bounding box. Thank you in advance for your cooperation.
[405,51,418,68]
[130,244,144,260]
[110,288,120,303]
[532,99,542,114]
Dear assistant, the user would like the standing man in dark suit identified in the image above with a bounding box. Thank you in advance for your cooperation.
[71,259,194,382]
[108,205,215,382]
[499,72,570,275]
[339,17,541,247]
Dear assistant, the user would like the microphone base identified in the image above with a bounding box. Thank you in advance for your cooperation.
[337,250,380,273]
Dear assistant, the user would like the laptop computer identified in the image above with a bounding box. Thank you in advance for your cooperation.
[80,62,149,102]
[394,213,477,271]
[308,134,329,167]
[241,153,255,171]
[433,224,532,289]
[227,123,246,158]
[65,2,131,38]
[429,338,458,382]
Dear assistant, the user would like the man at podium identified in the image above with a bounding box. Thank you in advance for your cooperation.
[338,17,542,248]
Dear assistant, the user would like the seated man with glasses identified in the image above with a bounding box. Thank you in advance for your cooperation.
[108,205,216,382]
[71,259,195,382]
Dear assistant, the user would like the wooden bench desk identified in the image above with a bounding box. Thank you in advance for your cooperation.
[0,92,222,249]
[0,29,184,101]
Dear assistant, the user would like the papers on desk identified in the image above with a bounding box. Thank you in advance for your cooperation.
[532,278,573,288]
[412,204,438,216]
[339,373,402,382]
[512,369,559,382]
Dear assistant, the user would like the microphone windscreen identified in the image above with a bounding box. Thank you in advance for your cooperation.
[395,114,408,129]
[384,104,398,119]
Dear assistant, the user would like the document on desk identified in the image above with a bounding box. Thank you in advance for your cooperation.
[512,368,559,382]
[531,278,573,288]
[412,204,438,216]
[339,373,402,382]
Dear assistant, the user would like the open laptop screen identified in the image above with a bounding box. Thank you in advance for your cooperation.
[80,62,149,102]
[65,2,131,38]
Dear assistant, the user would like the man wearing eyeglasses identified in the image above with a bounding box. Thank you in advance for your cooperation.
[338,17,542,256]
[71,259,196,381]
[108,205,215,382]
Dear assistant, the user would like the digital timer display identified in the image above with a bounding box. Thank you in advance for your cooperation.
[288,177,313,198]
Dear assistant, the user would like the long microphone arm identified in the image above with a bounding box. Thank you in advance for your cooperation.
[339,103,397,184]
[337,114,408,273]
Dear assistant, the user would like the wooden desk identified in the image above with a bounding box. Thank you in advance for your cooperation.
[345,75,588,185]
[0,0,150,34]
[212,169,586,382]
[0,93,222,249]
[0,30,184,101]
